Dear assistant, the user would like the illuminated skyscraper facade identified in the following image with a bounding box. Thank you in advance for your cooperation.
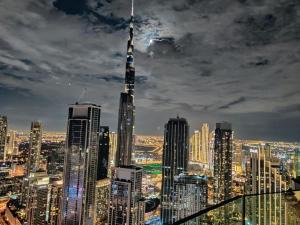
[294,149,300,179]
[49,178,63,225]
[94,178,110,225]
[173,174,208,222]
[108,166,144,225]
[109,132,117,169]
[98,126,109,180]
[213,122,233,204]
[161,117,189,225]
[26,172,50,225]
[0,116,7,161]
[109,2,145,225]
[28,121,42,174]
[7,130,18,157]
[115,0,135,167]
[190,123,209,166]
[62,103,101,225]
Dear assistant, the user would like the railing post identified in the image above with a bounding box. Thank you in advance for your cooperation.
[242,194,246,225]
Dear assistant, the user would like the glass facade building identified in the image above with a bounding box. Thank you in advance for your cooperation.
[161,117,189,225]
[213,122,233,204]
[62,103,101,225]
[0,116,7,161]
[97,126,109,180]
[28,121,42,174]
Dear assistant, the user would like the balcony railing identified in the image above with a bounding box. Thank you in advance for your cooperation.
[173,189,300,225]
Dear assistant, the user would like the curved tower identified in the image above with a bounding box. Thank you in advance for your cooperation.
[115,0,135,167]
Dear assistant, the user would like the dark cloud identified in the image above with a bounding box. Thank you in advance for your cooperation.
[0,0,300,141]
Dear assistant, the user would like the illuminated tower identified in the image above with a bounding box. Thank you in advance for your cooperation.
[94,178,110,225]
[0,116,7,161]
[108,132,117,176]
[28,121,42,173]
[97,126,109,180]
[115,0,135,167]
[161,117,189,225]
[26,171,50,225]
[201,123,209,165]
[213,122,233,203]
[294,149,300,179]
[62,103,101,225]
[109,2,145,225]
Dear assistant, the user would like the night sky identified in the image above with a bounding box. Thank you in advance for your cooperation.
[0,0,300,141]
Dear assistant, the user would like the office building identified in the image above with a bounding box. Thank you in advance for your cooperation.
[161,117,189,225]
[28,121,42,174]
[108,166,144,225]
[0,116,7,161]
[97,126,109,180]
[213,122,233,203]
[62,103,101,225]
[6,130,18,157]
[94,178,110,225]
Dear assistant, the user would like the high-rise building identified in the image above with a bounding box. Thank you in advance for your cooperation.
[48,178,63,225]
[213,122,233,204]
[94,178,110,225]
[26,171,50,225]
[201,123,209,164]
[233,140,243,175]
[173,173,208,222]
[0,116,8,161]
[115,0,135,168]
[294,149,300,179]
[108,132,117,176]
[98,126,109,180]
[109,2,145,225]
[62,103,101,225]
[190,123,209,166]
[28,121,42,174]
[161,117,189,225]
[246,145,287,224]
[7,130,18,157]
[108,166,144,225]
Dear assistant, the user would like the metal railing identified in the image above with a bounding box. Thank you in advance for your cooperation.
[173,189,300,225]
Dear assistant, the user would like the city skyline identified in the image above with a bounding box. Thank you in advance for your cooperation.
[1,0,300,141]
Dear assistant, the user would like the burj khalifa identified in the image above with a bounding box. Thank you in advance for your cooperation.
[115,0,135,167]
[108,1,145,225]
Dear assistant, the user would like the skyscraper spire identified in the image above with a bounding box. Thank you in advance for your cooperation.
[125,0,135,95]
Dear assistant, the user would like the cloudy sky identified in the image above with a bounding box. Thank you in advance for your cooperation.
[0,0,300,141]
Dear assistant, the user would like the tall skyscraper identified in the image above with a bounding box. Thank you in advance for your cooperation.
[108,132,117,176]
[108,166,144,225]
[28,121,42,174]
[26,171,50,225]
[213,122,233,204]
[115,0,135,167]
[94,178,110,225]
[97,126,109,180]
[190,123,209,166]
[0,116,8,161]
[109,3,145,225]
[201,123,209,164]
[62,103,101,225]
[161,117,189,225]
